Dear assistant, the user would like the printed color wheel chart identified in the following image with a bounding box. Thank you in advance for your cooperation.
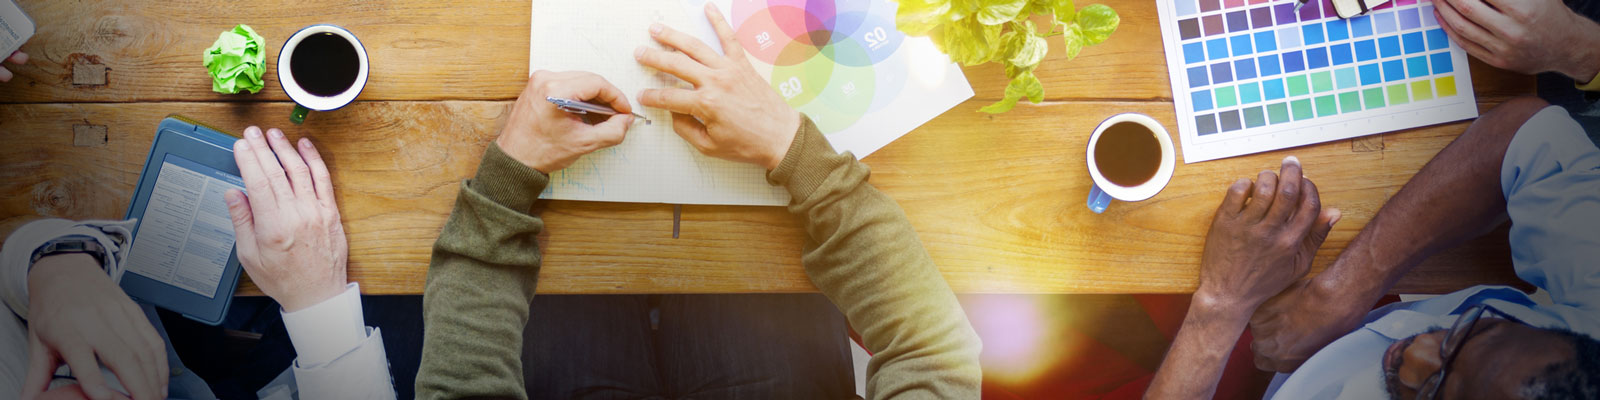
[726,0,909,133]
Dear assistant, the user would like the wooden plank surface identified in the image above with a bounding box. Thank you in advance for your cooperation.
[0,100,1522,295]
[0,0,1532,295]
[0,0,1532,103]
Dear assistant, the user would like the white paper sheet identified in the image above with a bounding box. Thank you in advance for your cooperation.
[530,0,971,205]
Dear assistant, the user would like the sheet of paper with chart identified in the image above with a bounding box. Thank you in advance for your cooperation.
[530,0,971,205]
[1157,0,1479,163]
[531,0,787,205]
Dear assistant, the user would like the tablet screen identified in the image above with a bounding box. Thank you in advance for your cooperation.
[125,154,245,298]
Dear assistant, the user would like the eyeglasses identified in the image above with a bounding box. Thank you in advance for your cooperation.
[1414,304,1522,400]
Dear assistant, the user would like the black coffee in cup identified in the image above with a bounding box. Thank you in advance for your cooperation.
[289,33,360,97]
[1093,121,1162,187]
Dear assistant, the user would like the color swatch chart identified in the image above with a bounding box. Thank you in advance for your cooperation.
[1157,0,1478,163]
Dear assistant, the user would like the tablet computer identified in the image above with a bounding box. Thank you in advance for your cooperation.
[120,116,245,326]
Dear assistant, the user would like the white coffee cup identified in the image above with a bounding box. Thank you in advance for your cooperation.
[278,24,369,124]
[1085,113,1176,213]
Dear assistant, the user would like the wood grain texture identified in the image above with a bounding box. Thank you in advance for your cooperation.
[0,0,1534,104]
[0,100,1523,295]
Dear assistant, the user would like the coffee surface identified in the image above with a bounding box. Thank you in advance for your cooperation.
[290,33,360,97]
[1093,122,1162,187]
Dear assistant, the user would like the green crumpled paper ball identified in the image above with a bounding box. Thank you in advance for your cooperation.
[204,24,267,94]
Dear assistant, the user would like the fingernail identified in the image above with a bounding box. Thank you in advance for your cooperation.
[707,3,720,14]
[235,139,249,151]
[1330,209,1342,226]
[635,46,645,59]
[650,23,663,34]
[269,129,284,139]
[301,138,314,148]
[246,127,262,138]
[225,190,242,205]
[1284,155,1300,165]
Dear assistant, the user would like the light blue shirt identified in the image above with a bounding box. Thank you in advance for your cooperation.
[1266,106,1600,399]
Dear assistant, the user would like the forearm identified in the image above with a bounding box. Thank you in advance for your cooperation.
[1314,100,1534,305]
[1558,17,1600,84]
[1147,296,1250,400]
[416,143,548,400]
[769,116,982,399]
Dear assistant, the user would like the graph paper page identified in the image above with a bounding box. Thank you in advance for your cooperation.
[530,0,788,205]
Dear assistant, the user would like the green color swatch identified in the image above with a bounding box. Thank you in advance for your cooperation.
[1267,102,1290,124]
[1362,88,1386,109]
[1291,99,1315,120]
[1335,68,1358,89]
[1411,80,1434,101]
[1215,86,1238,107]
[1287,75,1310,96]
[1386,84,1410,105]
[1315,95,1338,117]
[1239,82,1262,104]
[1311,71,1334,93]
[1243,106,1267,128]
[1338,92,1362,113]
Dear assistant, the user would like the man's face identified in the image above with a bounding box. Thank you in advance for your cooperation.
[1382,319,1574,399]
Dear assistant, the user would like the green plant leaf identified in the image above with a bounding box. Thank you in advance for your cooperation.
[1060,22,1085,59]
[895,0,952,36]
[976,0,1029,25]
[1048,0,1077,23]
[934,17,1002,65]
[1076,4,1119,45]
[980,72,1044,113]
[1022,0,1054,17]
[1007,30,1048,69]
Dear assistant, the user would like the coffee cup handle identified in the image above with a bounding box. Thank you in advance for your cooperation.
[290,105,310,125]
[1087,183,1113,214]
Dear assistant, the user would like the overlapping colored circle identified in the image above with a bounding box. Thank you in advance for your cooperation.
[729,0,908,132]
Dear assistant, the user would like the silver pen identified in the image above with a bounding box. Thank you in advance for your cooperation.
[546,97,652,124]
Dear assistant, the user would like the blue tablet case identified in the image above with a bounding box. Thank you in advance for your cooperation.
[120,116,244,326]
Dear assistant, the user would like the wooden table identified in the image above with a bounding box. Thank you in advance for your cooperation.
[0,0,1533,295]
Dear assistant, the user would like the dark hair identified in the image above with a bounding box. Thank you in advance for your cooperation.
[1523,329,1600,400]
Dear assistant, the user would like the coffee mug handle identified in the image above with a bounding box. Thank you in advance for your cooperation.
[290,105,310,125]
[1087,183,1113,214]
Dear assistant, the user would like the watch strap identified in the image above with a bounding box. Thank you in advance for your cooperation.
[29,235,108,270]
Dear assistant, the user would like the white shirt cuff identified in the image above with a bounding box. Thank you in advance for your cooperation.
[281,283,368,367]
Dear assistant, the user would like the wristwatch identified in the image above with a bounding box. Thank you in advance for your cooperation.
[29,235,108,271]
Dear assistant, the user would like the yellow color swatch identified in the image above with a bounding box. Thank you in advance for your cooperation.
[1435,76,1457,97]
[1411,80,1434,101]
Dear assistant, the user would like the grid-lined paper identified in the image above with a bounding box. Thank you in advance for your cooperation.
[530,0,788,205]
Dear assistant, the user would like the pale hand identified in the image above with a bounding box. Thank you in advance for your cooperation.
[636,3,802,170]
[1434,0,1600,80]
[0,51,27,82]
[23,254,168,400]
[227,127,348,313]
[1196,157,1339,317]
[495,71,635,173]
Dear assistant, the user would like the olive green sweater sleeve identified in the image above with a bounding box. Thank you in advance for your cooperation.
[768,116,983,399]
[416,143,546,400]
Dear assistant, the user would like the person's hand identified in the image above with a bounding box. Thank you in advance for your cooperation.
[1195,157,1339,318]
[227,127,348,313]
[0,51,27,82]
[23,254,167,400]
[1248,276,1369,372]
[1434,0,1600,80]
[495,71,635,173]
[636,3,802,170]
